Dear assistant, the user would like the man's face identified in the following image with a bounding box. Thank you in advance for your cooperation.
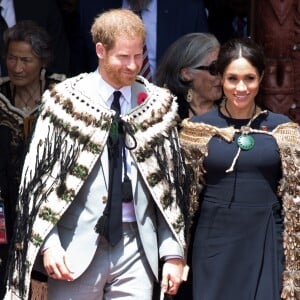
[97,36,144,89]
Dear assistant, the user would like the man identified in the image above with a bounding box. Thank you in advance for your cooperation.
[4,9,188,300]
[69,0,208,78]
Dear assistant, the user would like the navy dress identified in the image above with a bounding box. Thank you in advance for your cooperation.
[191,108,290,300]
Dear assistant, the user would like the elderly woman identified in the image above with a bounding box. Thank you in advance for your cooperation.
[155,32,222,121]
[0,20,65,297]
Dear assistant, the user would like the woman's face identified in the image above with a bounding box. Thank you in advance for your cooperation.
[6,41,43,87]
[190,48,222,103]
[221,57,262,113]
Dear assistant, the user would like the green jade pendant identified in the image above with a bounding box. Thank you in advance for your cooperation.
[237,134,255,150]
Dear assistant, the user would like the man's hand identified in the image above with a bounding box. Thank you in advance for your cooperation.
[43,246,74,281]
[161,258,184,295]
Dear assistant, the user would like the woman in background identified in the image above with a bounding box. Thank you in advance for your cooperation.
[180,37,300,299]
[0,20,65,297]
[156,32,222,121]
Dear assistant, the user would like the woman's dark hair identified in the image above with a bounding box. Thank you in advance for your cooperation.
[217,37,265,76]
[3,20,53,67]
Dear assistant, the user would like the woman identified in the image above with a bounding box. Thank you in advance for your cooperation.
[0,20,65,297]
[155,32,222,120]
[180,37,300,299]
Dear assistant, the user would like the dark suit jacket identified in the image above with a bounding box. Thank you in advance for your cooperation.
[70,0,208,75]
[0,7,8,75]
[13,0,70,75]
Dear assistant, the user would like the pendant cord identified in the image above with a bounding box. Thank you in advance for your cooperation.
[224,100,232,118]
[224,99,256,123]
[224,100,258,173]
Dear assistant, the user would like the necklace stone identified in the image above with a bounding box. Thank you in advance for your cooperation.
[237,134,255,150]
[224,100,256,151]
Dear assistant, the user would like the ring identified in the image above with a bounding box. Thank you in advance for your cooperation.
[49,271,55,275]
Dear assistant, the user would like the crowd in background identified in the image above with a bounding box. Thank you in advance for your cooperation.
[1,1,299,300]
[0,0,250,78]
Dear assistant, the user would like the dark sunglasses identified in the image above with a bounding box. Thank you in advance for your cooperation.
[193,60,218,76]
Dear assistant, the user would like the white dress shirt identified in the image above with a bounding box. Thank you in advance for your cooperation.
[93,71,136,222]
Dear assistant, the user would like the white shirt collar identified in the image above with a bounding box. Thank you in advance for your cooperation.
[93,70,132,108]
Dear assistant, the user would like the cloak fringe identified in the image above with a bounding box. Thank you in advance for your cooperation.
[6,125,80,298]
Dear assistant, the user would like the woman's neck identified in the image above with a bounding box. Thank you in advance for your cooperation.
[13,80,41,112]
[189,98,216,117]
[223,100,258,119]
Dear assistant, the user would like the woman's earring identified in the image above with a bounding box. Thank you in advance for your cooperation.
[186,88,193,103]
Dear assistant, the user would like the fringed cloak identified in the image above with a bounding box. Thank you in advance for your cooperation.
[4,74,189,300]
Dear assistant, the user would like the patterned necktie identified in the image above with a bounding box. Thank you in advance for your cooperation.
[135,10,152,82]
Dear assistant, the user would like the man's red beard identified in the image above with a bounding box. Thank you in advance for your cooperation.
[101,61,139,87]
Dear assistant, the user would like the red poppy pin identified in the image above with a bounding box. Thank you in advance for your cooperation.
[137,92,148,105]
[261,125,268,131]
